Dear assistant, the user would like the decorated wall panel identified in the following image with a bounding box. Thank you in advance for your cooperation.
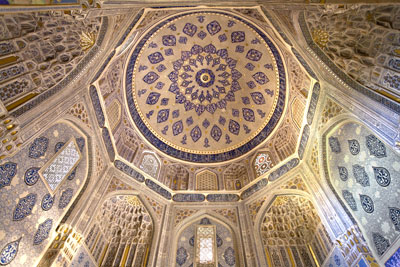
[175,216,237,267]
[325,121,400,258]
[69,245,96,267]
[0,12,102,112]
[0,121,88,266]
[165,164,189,191]
[114,115,141,164]
[124,9,287,163]
[302,6,400,113]
[196,169,218,191]
[223,164,248,190]
[84,195,153,266]
[260,195,333,267]
[139,151,160,178]
[253,151,277,178]
[89,6,316,193]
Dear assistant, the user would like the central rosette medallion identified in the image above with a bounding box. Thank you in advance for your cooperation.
[126,10,286,163]
[196,69,215,88]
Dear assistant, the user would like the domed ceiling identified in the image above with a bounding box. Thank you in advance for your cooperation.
[125,10,286,163]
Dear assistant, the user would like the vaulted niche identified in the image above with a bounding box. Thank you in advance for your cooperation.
[85,195,153,266]
[260,195,333,266]
[325,121,400,259]
[175,216,237,267]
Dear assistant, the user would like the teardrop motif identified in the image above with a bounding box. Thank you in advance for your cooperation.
[0,237,21,265]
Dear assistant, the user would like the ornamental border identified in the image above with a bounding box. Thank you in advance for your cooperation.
[125,10,287,163]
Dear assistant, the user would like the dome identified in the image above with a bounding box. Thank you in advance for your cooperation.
[125,10,286,163]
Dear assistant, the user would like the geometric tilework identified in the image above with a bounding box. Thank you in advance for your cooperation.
[40,139,81,193]
[254,152,273,177]
[386,246,400,267]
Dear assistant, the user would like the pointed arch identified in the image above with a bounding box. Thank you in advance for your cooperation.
[251,150,278,178]
[139,150,161,179]
[254,192,334,267]
[195,169,218,191]
[223,164,249,190]
[84,192,156,267]
[172,211,242,267]
[320,116,400,261]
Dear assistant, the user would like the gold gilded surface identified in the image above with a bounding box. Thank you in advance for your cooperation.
[130,11,281,155]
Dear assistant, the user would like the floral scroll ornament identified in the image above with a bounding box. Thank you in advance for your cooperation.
[0,237,21,265]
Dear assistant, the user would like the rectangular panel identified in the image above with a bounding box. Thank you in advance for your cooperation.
[40,138,81,194]
[196,225,216,266]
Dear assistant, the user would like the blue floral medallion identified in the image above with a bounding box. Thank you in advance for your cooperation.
[126,10,286,163]
[28,136,49,158]
[0,162,17,189]
[389,207,400,231]
[347,139,360,155]
[360,194,374,213]
[13,193,37,221]
[41,193,54,211]
[366,134,386,158]
[33,219,53,245]
[338,166,348,181]
[0,237,21,265]
[352,165,369,187]
[176,247,188,266]
[372,166,390,187]
[224,247,235,266]
[195,69,215,87]
[24,167,40,186]
[58,188,73,209]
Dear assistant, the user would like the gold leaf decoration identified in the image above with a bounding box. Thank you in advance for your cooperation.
[80,31,96,51]
[312,28,329,48]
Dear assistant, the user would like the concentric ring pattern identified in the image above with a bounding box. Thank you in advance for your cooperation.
[125,10,286,163]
